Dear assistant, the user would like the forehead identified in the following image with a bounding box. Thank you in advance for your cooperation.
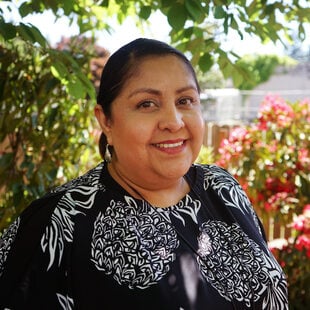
[135,54,190,72]
[125,55,195,86]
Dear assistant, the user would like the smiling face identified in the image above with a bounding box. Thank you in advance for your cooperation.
[95,55,205,190]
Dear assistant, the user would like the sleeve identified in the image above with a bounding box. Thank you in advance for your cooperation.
[205,164,269,245]
[0,193,61,306]
[220,165,269,244]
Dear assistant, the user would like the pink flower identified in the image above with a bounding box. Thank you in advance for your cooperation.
[290,204,310,234]
[297,148,310,169]
[292,214,306,231]
[229,127,249,142]
[295,234,310,257]
[257,95,295,128]
[299,98,310,121]
[303,204,310,213]
[264,192,297,213]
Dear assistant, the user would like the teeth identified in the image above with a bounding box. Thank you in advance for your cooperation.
[156,141,183,148]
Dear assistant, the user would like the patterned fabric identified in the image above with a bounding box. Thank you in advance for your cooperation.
[0,162,288,309]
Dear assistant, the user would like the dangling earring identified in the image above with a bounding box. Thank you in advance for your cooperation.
[104,144,112,163]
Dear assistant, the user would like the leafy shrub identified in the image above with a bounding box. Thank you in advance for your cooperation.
[214,95,310,309]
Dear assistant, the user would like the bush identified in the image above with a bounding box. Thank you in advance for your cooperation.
[0,37,101,232]
[213,95,310,308]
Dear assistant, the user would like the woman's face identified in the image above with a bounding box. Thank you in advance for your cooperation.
[97,55,205,188]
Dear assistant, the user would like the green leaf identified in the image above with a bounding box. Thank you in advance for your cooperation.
[17,23,35,42]
[265,4,275,15]
[18,23,47,46]
[76,72,96,100]
[100,0,109,7]
[231,70,244,88]
[50,61,69,80]
[198,53,213,72]
[223,15,229,34]
[204,38,220,51]
[167,4,187,30]
[27,24,47,47]
[298,23,305,40]
[185,0,204,22]
[67,77,85,98]
[139,6,152,20]
[214,6,226,19]
[0,21,16,40]
[47,106,59,129]
[230,15,239,30]
[45,168,58,182]
[0,153,14,174]
[19,2,34,18]
[161,0,171,8]
[63,0,75,15]
[247,1,260,18]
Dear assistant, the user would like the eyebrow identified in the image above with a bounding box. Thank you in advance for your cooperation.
[128,85,198,99]
[128,88,160,99]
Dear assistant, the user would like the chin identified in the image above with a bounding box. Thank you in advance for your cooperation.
[165,163,191,178]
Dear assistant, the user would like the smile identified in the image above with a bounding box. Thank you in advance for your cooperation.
[155,141,184,148]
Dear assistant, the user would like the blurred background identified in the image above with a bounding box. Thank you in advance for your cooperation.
[0,1,309,308]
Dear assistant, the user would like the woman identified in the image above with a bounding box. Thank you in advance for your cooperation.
[0,38,288,309]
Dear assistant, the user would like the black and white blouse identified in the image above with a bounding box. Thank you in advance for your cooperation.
[0,162,288,309]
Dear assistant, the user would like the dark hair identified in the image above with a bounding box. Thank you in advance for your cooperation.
[96,38,200,158]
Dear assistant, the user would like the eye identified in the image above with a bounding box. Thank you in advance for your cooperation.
[177,97,195,106]
[137,100,157,109]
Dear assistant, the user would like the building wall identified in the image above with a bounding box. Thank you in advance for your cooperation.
[201,62,310,124]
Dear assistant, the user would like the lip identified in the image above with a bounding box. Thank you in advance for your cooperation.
[152,139,186,154]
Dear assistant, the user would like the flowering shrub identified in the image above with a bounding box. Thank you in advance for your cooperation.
[215,95,310,309]
[269,204,310,309]
[292,204,310,257]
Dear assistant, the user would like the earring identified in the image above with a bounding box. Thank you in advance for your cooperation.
[104,144,112,163]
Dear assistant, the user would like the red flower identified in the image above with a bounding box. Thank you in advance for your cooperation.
[264,192,298,213]
[292,214,306,231]
[303,204,310,213]
[295,234,310,257]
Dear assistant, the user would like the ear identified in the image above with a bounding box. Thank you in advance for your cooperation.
[94,104,113,144]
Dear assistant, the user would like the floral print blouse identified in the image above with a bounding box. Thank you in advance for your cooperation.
[0,162,288,309]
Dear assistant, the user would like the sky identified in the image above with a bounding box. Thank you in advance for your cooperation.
[1,1,299,57]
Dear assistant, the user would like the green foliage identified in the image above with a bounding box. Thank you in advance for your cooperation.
[1,0,310,87]
[195,145,215,164]
[236,54,298,90]
[0,37,101,232]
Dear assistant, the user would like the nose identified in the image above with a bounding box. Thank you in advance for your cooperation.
[158,106,185,131]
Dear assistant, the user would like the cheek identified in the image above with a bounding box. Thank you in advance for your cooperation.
[112,119,150,147]
[190,114,205,138]
[199,119,205,140]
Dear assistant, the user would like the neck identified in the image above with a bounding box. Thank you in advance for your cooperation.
[108,163,190,208]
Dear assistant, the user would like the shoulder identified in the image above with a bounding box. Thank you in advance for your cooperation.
[18,161,106,214]
[192,163,251,211]
[0,162,106,272]
[1,161,106,240]
[192,163,239,187]
[26,161,107,220]
[50,161,105,194]
[192,164,265,238]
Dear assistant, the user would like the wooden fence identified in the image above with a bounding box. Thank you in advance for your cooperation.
[203,122,238,153]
